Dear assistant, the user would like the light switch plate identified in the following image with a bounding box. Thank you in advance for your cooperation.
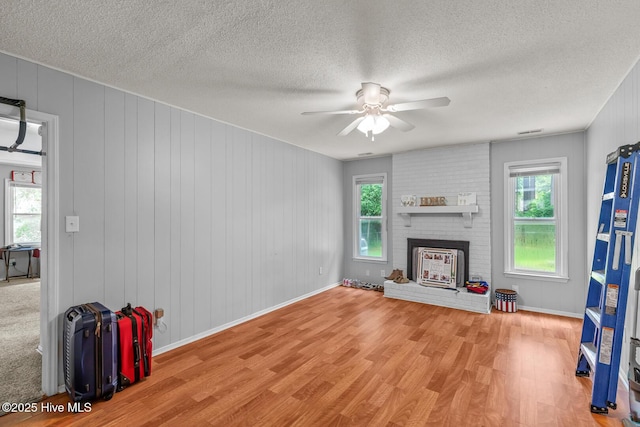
[66,216,79,233]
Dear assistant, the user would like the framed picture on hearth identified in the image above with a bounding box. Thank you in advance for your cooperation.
[416,247,458,289]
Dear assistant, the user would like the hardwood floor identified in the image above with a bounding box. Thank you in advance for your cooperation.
[1,285,631,426]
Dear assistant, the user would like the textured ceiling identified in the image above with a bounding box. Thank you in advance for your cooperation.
[1,1,640,160]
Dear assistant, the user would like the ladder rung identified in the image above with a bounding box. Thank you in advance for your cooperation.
[586,307,601,327]
[603,192,615,201]
[580,343,597,370]
[596,233,610,243]
[591,271,606,285]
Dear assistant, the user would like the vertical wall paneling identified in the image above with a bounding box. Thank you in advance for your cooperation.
[224,125,234,322]
[72,78,105,303]
[250,135,264,313]
[210,120,227,326]
[154,103,171,349]
[179,111,195,339]
[123,94,138,304]
[136,98,155,308]
[36,65,74,314]
[230,127,249,318]
[103,88,126,309]
[1,53,344,388]
[0,53,18,98]
[193,115,212,333]
[294,148,306,295]
[282,144,295,300]
[17,59,38,110]
[169,107,182,342]
[262,137,275,308]
[272,138,285,304]
[587,56,640,388]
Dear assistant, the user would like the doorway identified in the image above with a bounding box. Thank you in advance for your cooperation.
[0,116,43,407]
[0,105,60,402]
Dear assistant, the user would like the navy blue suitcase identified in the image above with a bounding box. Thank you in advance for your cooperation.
[63,302,118,401]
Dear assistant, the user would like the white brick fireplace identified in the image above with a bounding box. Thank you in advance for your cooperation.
[391,142,492,284]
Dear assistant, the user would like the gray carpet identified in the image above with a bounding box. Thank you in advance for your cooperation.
[0,280,42,415]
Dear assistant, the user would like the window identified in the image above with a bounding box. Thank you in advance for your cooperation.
[504,158,567,280]
[353,173,387,261]
[5,180,42,245]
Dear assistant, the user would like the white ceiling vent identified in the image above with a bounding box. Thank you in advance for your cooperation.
[517,129,543,135]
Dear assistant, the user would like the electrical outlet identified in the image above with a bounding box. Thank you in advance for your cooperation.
[366,269,370,276]
[319,267,323,275]
[381,270,386,277]
[10,258,16,266]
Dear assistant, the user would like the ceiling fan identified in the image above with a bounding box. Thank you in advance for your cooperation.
[302,82,450,141]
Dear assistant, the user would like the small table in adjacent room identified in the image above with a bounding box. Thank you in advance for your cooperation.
[0,246,37,281]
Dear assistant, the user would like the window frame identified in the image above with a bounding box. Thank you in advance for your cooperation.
[5,178,42,246]
[503,158,568,281]
[353,173,387,262]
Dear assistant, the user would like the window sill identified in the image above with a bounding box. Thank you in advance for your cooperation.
[504,271,569,283]
[353,257,388,264]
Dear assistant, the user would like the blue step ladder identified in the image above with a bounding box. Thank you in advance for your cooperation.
[576,142,640,414]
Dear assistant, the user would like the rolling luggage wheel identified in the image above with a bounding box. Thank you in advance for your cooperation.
[103,391,114,401]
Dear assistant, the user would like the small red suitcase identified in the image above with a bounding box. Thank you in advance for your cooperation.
[116,303,153,390]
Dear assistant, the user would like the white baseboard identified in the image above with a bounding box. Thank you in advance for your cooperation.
[518,305,583,319]
[152,282,340,357]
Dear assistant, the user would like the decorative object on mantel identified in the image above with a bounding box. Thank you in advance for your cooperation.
[400,195,417,207]
[420,196,446,206]
[457,192,477,206]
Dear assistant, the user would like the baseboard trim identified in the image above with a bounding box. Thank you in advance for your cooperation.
[517,305,582,319]
[152,282,340,357]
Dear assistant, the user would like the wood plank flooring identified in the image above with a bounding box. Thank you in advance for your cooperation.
[1,286,631,426]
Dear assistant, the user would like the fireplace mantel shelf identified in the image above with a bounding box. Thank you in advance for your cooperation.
[396,205,479,228]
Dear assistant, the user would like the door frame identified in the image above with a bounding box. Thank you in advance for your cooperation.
[0,104,60,396]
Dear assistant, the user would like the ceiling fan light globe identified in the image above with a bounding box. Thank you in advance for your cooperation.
[357,114,375,134]
[372,115,390,134]
[357,113,390,135]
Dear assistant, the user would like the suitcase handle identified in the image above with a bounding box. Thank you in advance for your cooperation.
[133,339,141,365]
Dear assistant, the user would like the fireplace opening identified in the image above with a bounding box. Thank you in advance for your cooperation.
[406,238,470,284]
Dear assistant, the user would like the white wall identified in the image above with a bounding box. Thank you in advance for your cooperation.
[0,52,344,387]
[587,56,640,383]
[392,142,491,282]
[490,132,587,315]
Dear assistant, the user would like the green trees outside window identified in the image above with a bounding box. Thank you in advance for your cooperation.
[513,174,556,272]
[354,173,386,260]
[10,184,41,244]
[359,183,382,257]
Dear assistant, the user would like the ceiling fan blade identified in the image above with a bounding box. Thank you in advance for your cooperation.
[361,82,381,105]
[337,116,365,136]
[383,114,415,132]
[386,96,451,112]
[301,109,361,115]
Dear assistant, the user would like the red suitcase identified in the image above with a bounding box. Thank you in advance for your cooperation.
[116,303,153,390]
